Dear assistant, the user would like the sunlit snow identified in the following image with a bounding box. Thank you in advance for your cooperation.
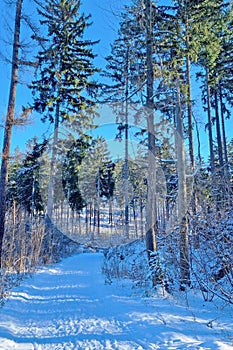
[0,253,232,349]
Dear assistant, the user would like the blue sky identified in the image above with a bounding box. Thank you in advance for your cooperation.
[0,0,232,163]
[0,0,129,154]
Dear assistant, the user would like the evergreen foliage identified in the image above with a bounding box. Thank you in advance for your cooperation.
[98,162,115,201]
[62,138,90,212]
[30,0,99,130]
[13,139,48,214]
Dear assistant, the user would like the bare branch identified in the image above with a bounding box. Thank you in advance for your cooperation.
[18,59,38,68]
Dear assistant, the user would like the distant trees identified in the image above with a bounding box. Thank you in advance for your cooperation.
[78,137,112,235]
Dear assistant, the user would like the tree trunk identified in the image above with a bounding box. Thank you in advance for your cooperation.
[214,89,224,170]
[97,168,101,236]
[175,80,190,289]
[219,86,232,207]
[85,206,88,235]
[185,36,199,247]
[219,86,229,173]
[124,45,130,238]
[132,200,138,238]
[145,0,157,258]
[46,101,60,221]
[78,212,81,235]
[71,210,74,236]
[89,202,92,234]
[214,88,225,206]
[109,197,113,225]
[0,0,23,265]
[140,193,144,239]
[184,15,195,169]
[206,70,219,209]
[206,69,215,172]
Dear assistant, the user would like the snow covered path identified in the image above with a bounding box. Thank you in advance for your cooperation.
[0,253,232,350]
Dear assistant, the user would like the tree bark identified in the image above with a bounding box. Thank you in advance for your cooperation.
[206,69,215,173]
[46,101,60,221]
[184,16,199,247]
[0,0,23,265]
[145,0,157,258]
[97,167,101,236]
[214,89,224,171]
[124,45,130,238]
[219,85,229,173]
[184,13,195,169]
[175,80,190,289]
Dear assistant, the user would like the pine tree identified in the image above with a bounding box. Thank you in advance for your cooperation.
[62,137,90,212]
[211,6,233,181]
[7,148,24,210]
[16,138,48,214]
[30,0,99,220]
[191,0,229,171]
[98,162,115,226]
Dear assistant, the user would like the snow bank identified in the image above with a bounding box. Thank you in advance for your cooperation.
[102,239,151,288]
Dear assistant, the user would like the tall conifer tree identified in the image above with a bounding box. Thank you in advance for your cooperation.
[30,0,99,219]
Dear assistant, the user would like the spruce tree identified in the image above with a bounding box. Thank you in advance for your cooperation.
[16,139,48,214]
[189,0,229,171]
[30,0,99,219]
[62,137,90,212]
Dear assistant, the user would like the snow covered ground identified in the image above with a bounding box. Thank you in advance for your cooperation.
[0,252,232,350]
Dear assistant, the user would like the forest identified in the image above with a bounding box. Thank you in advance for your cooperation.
[0,0,233,307]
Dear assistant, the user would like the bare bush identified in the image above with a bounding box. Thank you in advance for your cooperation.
[0,208,45,303]
[190,210,233,303]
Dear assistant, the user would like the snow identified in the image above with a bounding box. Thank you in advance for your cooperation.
[0,252,232,349]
